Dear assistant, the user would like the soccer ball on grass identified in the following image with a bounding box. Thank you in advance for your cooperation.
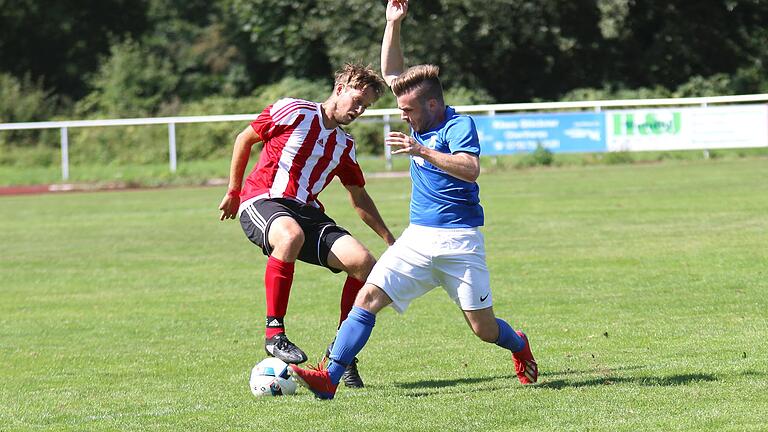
[249,357,297,397]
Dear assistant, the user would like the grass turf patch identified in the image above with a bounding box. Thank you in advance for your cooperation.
[1,158,766,431]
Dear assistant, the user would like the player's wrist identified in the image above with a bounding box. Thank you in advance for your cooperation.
[227,188,241,198]
[413,140,427,157]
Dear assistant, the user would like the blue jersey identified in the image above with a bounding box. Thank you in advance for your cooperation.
[409,106,484,228]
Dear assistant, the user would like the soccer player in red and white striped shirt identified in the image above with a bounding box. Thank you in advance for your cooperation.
[218,63,395,388]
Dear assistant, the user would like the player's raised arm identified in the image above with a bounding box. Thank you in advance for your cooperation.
[381,0,409,87]
[218,125,261,220]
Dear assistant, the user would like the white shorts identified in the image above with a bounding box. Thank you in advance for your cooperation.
[366,224,492,314]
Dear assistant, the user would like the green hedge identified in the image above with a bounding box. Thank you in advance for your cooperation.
[7,69,763,168]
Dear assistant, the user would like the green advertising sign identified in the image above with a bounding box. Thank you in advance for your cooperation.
[612,112,682,136]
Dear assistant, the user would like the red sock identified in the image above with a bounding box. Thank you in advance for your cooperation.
[339,276,364,328]
[264,256,295,339]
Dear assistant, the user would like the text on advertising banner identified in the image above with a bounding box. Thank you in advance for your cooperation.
[474,112,606,155]
[606,104,768,151]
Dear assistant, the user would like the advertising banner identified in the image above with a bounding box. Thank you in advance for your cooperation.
[606,104,768,151]
[474,112,605,155]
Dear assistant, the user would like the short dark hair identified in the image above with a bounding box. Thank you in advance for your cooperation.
[391,64,444,104]
[334,63,387,100]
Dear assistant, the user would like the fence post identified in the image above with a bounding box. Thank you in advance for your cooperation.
[168,122,177,173]
[383,114,392,171]
[60,127,69,181]
[488,111,498,166]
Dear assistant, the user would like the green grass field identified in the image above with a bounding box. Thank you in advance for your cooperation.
[1,158,767,431]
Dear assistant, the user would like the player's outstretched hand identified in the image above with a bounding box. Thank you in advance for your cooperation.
[386,0,408,22]
[386,131,421,156]
[218,191,240,221]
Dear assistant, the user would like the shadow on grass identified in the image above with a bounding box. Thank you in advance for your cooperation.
[544,365,646,377]
[395,372,718,396]
[738,370,768,378]
[395,376,513,398]
[535,373,717,390]
[395,376,501,390]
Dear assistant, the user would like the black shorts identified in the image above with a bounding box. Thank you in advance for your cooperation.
[239,198,350,273]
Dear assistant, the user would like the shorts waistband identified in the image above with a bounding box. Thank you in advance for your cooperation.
[237,194,270,218]
[237,194,320,217]
[406,224,480,235]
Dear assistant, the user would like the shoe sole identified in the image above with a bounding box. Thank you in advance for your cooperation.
[265,347,308,365]
[513,332,538,385]
[521,361,538,384]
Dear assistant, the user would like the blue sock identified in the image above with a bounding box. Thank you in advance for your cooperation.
[495,318,526,352]
[328,306,376,384]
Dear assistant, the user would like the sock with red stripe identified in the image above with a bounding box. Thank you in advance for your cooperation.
[264,256,294,339]
[338,277,364,328]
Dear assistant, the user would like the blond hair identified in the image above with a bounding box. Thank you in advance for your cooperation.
[391,64,444,103]
[334,63,387,100]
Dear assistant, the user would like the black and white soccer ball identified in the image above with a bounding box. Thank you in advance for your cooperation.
[249,357,297,397]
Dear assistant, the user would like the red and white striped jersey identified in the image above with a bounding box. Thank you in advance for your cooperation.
[238,98,365,211]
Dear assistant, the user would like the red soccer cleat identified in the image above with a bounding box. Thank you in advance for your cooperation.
[512,331,538,384]
[288,364,338,400]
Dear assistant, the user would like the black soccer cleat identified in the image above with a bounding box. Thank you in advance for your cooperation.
[265,333,308,364]
[340,357,364,388]
[324,340,365,388]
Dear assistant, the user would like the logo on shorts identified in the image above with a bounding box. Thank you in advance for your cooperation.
[480,293,489,302]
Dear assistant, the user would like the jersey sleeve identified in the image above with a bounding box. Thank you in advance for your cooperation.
[445,116,481,156]
[250,104,275,141]
[335,138,366,187]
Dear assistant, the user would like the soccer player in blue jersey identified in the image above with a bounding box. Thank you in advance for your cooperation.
[289,0,538,399]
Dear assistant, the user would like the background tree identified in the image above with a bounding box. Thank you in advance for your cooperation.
[2,0,768,165]
[604,0,768,90]
[0,0,149,100]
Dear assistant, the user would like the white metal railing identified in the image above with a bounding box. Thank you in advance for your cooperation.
[1,94,767,180]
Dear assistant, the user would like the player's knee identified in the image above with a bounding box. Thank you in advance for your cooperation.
[349,252,376,281]
[354,285,377,308]
[354,284,388,312]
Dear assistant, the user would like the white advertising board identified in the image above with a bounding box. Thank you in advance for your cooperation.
[606,104,768,151]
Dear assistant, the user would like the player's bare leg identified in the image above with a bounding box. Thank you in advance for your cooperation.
[463,307,538,384]
[267,216,304,261]
[326,234,376,282]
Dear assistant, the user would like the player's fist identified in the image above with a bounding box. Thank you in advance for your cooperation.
[386,0,408,22]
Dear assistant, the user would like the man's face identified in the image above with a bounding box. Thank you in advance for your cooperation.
[397,90,432,133]
[335,85,377,125]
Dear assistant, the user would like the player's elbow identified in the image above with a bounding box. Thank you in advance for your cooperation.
[383,73,398,88]
[236,131,255,147]
[466,166,480,183]
[461,164,480,183]
[235,127,261,148]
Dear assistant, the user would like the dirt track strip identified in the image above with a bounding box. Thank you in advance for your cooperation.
[0,172,410,197]
[0,184,58,196]
[0,183,145,196]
